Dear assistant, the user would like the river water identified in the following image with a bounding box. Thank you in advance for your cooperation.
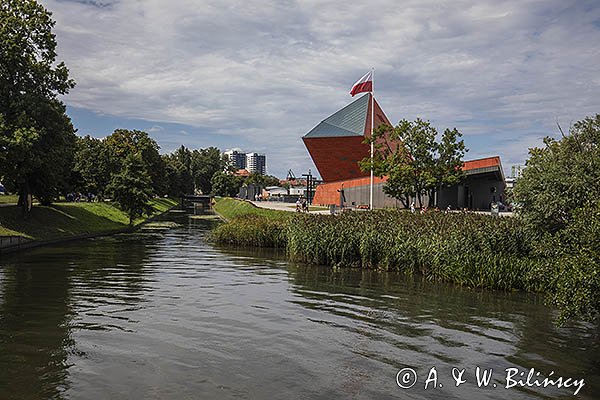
[0,210,598,399]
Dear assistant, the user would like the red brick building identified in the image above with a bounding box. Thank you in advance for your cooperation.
[303,95,506,210]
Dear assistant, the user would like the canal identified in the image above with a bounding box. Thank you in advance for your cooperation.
[0,210,598,399]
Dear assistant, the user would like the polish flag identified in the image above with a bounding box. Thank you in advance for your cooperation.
[350,70,373,96]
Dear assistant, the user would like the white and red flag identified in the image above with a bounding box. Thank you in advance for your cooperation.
[350,70,373,96]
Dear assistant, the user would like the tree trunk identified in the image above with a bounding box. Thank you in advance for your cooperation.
[17,183,32,218]
[399,196,408,209]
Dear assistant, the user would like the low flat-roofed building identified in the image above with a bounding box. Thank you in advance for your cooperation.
[438,156,506,210]
[311,156,505,210]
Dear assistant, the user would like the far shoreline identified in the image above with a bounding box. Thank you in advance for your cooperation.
[0,198,178,255]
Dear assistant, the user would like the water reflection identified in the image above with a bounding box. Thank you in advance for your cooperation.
[0,254,73,399]
[0,231,154,399]
[0,211,598,400]
[284,264,600,399]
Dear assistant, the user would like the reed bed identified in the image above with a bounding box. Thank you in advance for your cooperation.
[286,210,541,291]
[212,199,541,291]
[211,214,288,248]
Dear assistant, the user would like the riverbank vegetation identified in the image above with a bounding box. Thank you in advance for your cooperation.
[212,116,600,324]
[213,199,538,285]
[513,114,600,323]
[213,197,289,221]
[211,198,591,323]
[0,198,177,241]
[212,198,290,247]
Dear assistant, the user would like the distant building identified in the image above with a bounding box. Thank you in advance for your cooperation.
[234,169,251,177]
[505,164,525,190]
[510,165,526,179]
[505,177,516,190]
[246,152,266,175]
[303,94,507,210]
[224,149,247,169]
[265,186,288,198]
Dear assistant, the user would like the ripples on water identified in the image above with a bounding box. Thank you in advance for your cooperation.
[0,211,598,399]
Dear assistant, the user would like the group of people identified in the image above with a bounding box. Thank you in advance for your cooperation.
[295,197,309,213]
[66,192,95,202]
[410,201,452,214]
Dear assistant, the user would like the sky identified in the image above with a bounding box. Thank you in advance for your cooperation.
[42,0,600,179]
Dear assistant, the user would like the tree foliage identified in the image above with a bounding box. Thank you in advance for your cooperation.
[514,114,600,323]
[108,153,153,224]
[0,0,76,212]
[104,129,166,195]
[211,171,243,197]
[72,135,111,198]
[191,147,224,194]
[163,146,194,197]
[244,172,280,187]
[514,114,600,233]
[362,119,467,208]
[543,201,600,323]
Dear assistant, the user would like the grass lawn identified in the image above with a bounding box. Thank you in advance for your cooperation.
[213,197,290,220]
[0,198,177,240]
[0,195,19,204]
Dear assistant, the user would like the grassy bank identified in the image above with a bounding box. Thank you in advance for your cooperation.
[213,197,290,220]
[212,198,290,247]
[0,195,19,204]
[0,198,177,241]
[212,198,598,323]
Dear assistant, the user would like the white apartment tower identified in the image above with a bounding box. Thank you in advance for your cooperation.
[246,153,266,175]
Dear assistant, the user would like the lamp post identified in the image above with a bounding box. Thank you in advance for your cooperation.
[302,170,313,205]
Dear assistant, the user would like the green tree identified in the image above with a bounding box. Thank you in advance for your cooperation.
[362,119,466,208]
[244,173,280,187]
[163,152,193,197]
[514,115,600,323]
[544,201,600,323]
[431,127,468,205]
[514,115,600,233]
[0,0,76,213]
[211,171,242,197]
[104,129,166,196]
[191,147,224,194]
[72,135,111,198]
[108,153,153,225]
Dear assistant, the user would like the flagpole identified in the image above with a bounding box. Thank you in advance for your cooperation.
[370,68,374,211]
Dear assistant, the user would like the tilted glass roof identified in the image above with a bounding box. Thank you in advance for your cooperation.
[303,94,369,138]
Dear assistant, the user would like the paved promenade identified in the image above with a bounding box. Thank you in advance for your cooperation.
[249,201,331,214]
[250,200,514,217]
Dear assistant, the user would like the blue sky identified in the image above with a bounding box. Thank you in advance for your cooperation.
[44,0,600,178]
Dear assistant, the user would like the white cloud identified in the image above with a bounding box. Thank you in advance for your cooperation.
[43,0,600,177]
